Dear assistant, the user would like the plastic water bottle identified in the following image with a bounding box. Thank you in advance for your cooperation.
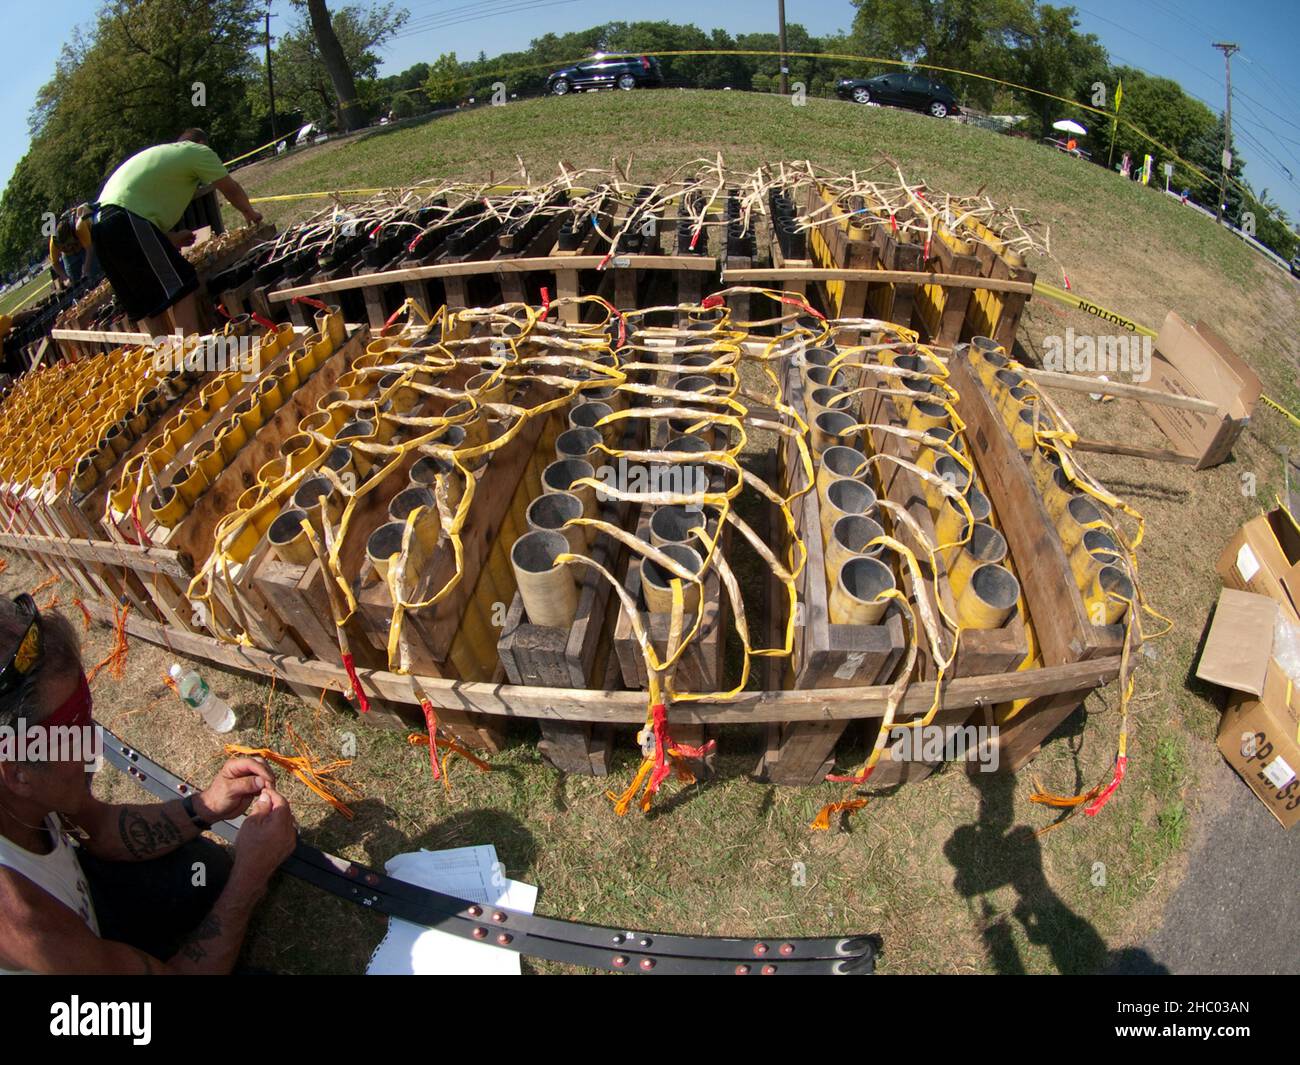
[170,663,236,733]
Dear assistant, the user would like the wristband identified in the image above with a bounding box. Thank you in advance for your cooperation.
[182,794,211,830]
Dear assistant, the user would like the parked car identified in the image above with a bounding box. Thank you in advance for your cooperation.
[835,73,959,118]
[546,54,662,95]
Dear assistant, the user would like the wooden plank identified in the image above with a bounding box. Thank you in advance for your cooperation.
[49,328,153,344]
[355,379,549,670]
[721,268,1035,293]
[494,403,641,774]
[987,254,1035,352]
[864,374,1028,679]
[1069,438,1200,465]
[498,596,614,775]
[931,240,983,345]
[253,557,346,663]
[269,254,719,302]
[949,350,1125,664]
[85,598,1125,721]
[0,531,189,580]
[754,362,906,786]
[1026,369,1221,414]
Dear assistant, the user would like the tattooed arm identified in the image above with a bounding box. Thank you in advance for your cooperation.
[163,872,264,974]
[0,788,298,975]
[166,786,297,975]
[77,801,201,861]
[80,756,277,862]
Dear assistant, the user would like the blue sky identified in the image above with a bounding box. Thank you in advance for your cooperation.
[5,0,1300,219]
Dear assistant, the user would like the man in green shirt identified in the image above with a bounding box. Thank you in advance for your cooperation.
[90,129,263,334]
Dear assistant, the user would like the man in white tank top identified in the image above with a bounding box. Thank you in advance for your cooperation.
[0,594,298,974]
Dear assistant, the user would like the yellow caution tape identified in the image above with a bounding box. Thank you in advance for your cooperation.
[1261,394,1300,431]
[1031,280,1158,338]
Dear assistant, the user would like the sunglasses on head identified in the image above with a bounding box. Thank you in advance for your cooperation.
[0,594,42,700]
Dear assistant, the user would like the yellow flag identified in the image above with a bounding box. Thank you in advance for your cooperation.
[1114,79,1123,112]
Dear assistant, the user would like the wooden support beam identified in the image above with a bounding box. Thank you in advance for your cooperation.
[1025,368,1222,414]
[721,267,1035,294]
[269,254,719,302]
[0,531,190,580]
[49,328,153,344]
[1069,438,1200,465]
[85,600,1123,724]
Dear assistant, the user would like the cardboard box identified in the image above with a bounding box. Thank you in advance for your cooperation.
[1138,312,1260,469]
[1215,508,1300,623]
[1195,588,1277,695]
[1216,660,1300,829]
[1199,587,1300,828]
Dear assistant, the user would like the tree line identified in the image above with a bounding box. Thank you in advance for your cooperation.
[2,0,1293,278]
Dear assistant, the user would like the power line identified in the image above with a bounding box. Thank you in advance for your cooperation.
[1099,36,1299,221]
[1232,122,1297,193]
[1141,0,1232,42]
[1237,50,1300,104]
[397,0,541,36]
[391,0,580,42]
[1072,3,1224,90]
[1229,82,1300,139]
[1230,98,1300,178]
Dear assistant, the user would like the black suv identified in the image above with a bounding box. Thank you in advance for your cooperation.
[836,72,958,118]
[546,54,662,95]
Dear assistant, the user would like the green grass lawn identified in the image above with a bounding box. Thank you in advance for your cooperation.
[0,273,51,317]
[232,90,1300,412]
[50,89,1300,974]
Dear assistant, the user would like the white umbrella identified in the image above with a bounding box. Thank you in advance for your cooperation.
[1052,119,1088,136]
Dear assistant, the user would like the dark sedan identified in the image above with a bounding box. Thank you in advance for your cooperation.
[547,54,662,95]
[835,73,959,118]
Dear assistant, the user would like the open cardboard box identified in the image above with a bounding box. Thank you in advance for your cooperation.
[1197,586,1300,828]
[1138,312,1260,469]
[1215,507,1300,624]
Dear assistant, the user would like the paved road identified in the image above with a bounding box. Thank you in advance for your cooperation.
[1111,756,1300,974]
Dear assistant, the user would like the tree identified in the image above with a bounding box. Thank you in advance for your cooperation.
[1011,4,1107,136]
[1097,67,1218,189]
[850,0,1033,108]
[422,52,465,108]
[0,0,264,272]
[261,3,407,128]
[1183,114,1245,213]
[293,0,406,131]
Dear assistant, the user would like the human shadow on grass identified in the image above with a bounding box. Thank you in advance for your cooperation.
[943,766,1169,975]
[250,802,538,973]
[320,798,540,882]
[1088,478,1189,504]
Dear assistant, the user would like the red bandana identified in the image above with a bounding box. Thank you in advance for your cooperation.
[39,672,93,730]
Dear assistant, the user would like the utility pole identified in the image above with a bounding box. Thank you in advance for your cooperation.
[1213,41,1239,224]
[777,0,789,96]
[265,5,279,139]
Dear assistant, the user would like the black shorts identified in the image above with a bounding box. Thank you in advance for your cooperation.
[78,837,231,962]
[90,203,199,321]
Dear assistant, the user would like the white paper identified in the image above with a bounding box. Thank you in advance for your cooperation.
[1262,755,1296,790]
[366,845,538,976]
[1235,543,1261,583]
